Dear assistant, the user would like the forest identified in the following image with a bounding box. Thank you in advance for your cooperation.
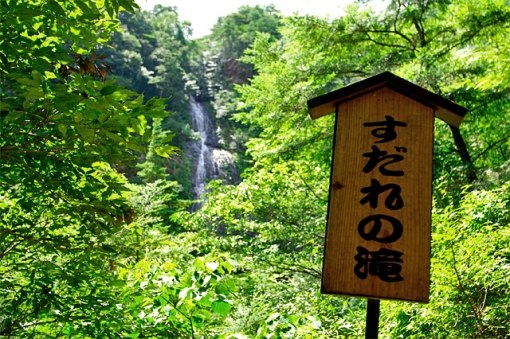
[0,0,509,338]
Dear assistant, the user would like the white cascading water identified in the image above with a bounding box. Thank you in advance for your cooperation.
[189,96,240,211]
[190,96,212,204]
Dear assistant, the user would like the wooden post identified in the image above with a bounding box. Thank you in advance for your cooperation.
[366,299,380,339]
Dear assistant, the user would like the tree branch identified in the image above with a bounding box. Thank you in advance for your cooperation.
[0,228,93,253]
[472,133,510,163]
[358,31,413,51]
[260,257,321,278]
[392,3,415,49]
[297,172,328,203]
[450,242,485,337]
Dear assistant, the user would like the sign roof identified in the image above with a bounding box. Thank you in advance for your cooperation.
[307,72,468,127]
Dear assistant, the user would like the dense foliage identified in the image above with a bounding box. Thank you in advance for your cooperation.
[101,4,283,193]
[1,0,509,338]
[180,0,510,337]
[193,5,283,172]
[0,0,230,337]
[98,5,195,194]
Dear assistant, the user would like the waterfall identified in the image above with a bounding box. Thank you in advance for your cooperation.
[190,96,212,209]
[188,96,240,211]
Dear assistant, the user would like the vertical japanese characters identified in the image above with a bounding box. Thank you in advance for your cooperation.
[354,115,407,283]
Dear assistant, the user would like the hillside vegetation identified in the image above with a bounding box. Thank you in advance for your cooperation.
[1,0,509,338]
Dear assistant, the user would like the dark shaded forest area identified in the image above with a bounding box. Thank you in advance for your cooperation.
[1,0,509,338]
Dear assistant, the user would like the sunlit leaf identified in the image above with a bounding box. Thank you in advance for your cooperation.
[211,300,232,317]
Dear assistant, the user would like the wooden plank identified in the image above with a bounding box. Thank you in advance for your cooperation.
[322,87,433,302]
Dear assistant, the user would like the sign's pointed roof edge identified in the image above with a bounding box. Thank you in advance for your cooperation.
[307,72,468,127]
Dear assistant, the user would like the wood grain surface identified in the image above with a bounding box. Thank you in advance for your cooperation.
[322,87,433,303]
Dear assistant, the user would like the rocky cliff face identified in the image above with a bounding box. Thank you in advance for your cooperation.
[188,96,240,210]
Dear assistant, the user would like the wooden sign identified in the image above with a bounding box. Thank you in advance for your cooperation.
[308,72,467,303]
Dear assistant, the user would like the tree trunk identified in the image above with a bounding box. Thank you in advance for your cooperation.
[449,125,477,182]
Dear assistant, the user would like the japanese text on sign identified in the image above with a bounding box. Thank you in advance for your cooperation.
[354,115,407,283]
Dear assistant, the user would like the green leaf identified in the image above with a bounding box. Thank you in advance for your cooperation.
[98,112,111,123]
[222,259,234,274]
[142,128,152,142]
[118,0,136,13]
[215,283,230,296]
[32,71,44,84]
[103,130,125,143]
[129,118,143,134]
[211,300,232,317]
[144,109,169,118]
[161,133,176,144]
[23,87,44,99]
[126,142,145,152]
[74,111,84,123]
[0,101,12,110]
[191,315,205,328]
[100,86,119,96]
[198,293,212,307]
[48,0,66,16]
[137,114,147,131]
[134,295,144,305]
[14,7,42,19]
[157,296,168,307]
[84,99,106,112]
[4,111,24,122]
[76,126,95,142]
[105,1,114,18]
[58,124,67,135]
[199,308,211,320]
[109,279,126,287]
[74,0,93,15]
[288,314,299,325]
[154,145,178,158]
[145,96,166,109]
[15,77,39,87]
